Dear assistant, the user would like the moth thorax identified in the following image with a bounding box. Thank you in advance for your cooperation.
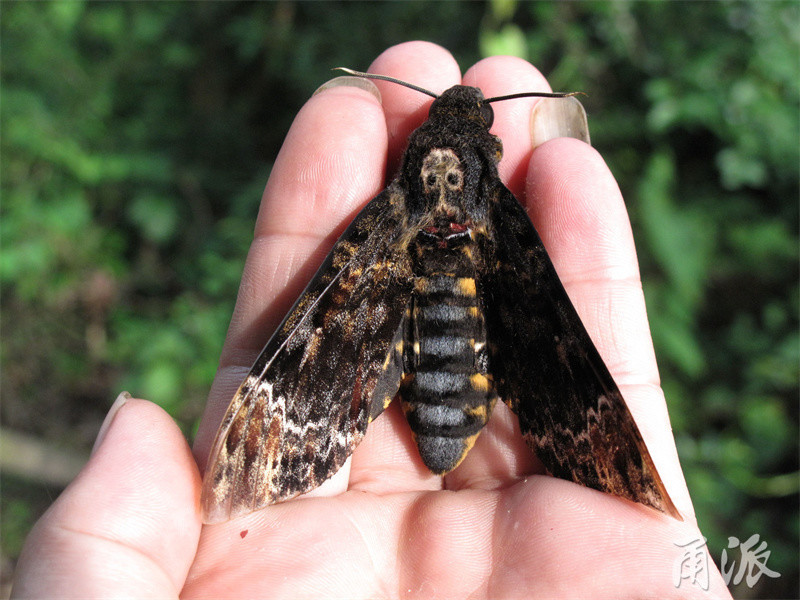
[420,147,465,209]
[400,267,496,474]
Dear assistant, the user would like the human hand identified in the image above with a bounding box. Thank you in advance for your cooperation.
[12,42,732,599]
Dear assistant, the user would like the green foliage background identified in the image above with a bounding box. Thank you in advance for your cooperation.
[1,1,797,596]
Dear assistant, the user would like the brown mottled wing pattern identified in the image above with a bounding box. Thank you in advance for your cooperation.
[201,187,413,523]
[482,186,680,519]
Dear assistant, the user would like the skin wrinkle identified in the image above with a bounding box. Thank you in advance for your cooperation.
[401,491,494,598]
[349,403,445,497]
[527,143,637,283]
[568,284,661,385]
[618,383,673,427]
[339,503,392,597]
[232,244,285,325]
[54,524,178,592]
[606,297,660,384]
[226,232,331,351]
[444,413,540,494]
[541,232,637,285]
[556,275,660,388]
[247,233,329,302]
[254,228,334,245]
[292,152,378,222]
[558,272,642,288]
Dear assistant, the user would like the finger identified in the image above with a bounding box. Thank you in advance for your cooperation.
[348,41,461,496]
[368,40,462,173]
[446,57,554,490]
[194,79,389,468]
[13,396,201,597]
[463,55,553,199]
[526,137,692,516]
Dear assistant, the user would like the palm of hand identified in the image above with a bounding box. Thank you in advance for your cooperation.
[187,404,684,598]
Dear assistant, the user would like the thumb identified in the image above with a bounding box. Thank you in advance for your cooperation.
[12,394,202,598]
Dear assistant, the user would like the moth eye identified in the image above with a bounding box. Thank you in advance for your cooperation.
[446,172,462,188]
[426,174,437,187]
[479,102,494,127]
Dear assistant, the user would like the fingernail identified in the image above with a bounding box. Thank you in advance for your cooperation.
[531,96,591,148]
[92,391,132,455]
[312,76,382,102]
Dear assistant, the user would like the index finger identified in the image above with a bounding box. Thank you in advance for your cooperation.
[194,79,390,466]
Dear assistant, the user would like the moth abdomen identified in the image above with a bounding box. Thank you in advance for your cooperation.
[401,270,497,473]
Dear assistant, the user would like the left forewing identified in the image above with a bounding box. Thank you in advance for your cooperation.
[201,187,414,523]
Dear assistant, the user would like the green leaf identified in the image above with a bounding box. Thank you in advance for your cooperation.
[480,24,527,59]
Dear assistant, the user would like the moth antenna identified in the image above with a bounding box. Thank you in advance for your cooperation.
[484,91,586,103]
[333,67,439,99]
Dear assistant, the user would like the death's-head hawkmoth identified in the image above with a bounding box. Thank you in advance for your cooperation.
[201,69,680,524]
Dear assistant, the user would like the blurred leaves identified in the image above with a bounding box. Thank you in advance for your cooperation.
[1,1,797,596]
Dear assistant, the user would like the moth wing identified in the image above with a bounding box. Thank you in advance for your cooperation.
[201,188,413,523]
[483,186,680,519]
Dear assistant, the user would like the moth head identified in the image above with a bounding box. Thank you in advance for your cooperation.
[332,68,582,217]
[332,67,581,128]
[427,85,494,129]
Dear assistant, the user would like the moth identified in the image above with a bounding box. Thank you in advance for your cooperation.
[201,68,680,524]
